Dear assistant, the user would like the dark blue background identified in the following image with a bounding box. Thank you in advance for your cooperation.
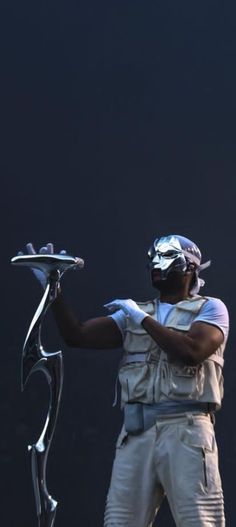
[1,0,235,525]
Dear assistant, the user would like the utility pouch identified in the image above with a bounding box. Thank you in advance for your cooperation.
[124,403,144,434]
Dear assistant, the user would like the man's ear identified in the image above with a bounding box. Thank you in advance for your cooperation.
[188,269,197,290]
[187,262,196,272]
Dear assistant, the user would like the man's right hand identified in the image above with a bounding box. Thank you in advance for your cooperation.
[19,242,67,289]
[17,243,123,350]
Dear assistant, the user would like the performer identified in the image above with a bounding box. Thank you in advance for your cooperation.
[26,235,229,527]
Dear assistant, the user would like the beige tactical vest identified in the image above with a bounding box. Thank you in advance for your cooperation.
[118,296,225,409]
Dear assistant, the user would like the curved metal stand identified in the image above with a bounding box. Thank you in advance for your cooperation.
[11,253,84,527]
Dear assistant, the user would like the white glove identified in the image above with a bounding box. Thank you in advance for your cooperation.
[104,299,149,326]
[18,242,67,289]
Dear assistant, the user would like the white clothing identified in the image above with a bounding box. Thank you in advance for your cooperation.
[110,296,229,341]
[104,414,225,527]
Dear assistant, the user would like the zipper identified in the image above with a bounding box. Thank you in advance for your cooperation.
[126,379,130,402]
[152,354,161,402]
[202,448,208,488]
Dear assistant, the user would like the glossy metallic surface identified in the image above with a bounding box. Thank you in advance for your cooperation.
[148,236,189,278]
[148,235,210,281]
[11,253,84,527]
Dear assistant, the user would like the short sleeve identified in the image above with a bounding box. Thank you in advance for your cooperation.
[108,310,127,339]
[193,297,229,340]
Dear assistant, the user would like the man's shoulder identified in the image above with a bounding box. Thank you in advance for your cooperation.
[202,295,228,312]
[195,295,229,338]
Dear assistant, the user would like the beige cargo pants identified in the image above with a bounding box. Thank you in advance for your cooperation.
[104,413,225,526]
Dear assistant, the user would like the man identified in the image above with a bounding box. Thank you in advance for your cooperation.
[26,234,229,527]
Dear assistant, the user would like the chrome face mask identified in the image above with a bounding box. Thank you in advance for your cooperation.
[148,236,196,280]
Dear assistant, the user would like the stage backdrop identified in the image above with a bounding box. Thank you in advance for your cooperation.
[1,1,235,525]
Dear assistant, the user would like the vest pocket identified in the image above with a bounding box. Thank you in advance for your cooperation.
[119,362,151,403]
[124,331,156,353]
[160,360,204,399]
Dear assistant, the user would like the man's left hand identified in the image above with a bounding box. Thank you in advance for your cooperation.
[104,299,149,326]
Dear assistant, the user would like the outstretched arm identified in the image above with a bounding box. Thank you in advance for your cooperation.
[52,292,123,349]
[23,242,123,350]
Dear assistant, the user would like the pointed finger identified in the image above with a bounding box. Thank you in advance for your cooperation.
[26,243,36,255]
[104,302,120,311]
[47,242,54,254]
[39,246,48,254]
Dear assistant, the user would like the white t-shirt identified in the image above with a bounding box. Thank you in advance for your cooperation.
[110,296,229,343]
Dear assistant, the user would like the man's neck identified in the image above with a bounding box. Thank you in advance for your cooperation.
[159,292,192,304]
[153,271,194,304]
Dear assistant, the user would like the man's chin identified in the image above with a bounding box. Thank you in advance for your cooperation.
[151,277,166,290]
[151,271,185,293]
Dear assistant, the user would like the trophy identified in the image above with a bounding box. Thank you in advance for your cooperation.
[11,251,84,527]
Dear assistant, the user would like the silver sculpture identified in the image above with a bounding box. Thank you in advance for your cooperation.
[11,253,84,527]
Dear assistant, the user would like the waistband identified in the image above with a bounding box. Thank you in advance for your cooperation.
[137,401,217,415]
[124,401,217,434]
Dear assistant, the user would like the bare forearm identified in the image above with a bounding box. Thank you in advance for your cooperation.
[51,291,84,346]
[104,299,223,363]
[141,316,199,365]
[51,291,123,349]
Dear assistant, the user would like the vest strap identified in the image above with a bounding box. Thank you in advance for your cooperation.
[207,354,224,368]
[122,352,224,368]
[121,352,147,365]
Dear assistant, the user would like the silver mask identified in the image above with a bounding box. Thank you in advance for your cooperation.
[148,235,211,294]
